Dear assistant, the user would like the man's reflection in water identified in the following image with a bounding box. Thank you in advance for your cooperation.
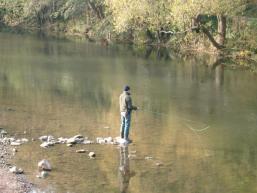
[119,146,134,193]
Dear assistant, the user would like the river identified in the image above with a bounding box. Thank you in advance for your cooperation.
[0,32,257,193]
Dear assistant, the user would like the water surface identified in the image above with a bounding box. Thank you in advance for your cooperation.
[0,32,257,193]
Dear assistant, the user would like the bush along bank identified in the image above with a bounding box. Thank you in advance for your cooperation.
[0,0,256,66]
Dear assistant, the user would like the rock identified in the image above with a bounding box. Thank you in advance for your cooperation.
[96,138,105,144]
[0,129,8,137]
[76,149,87,153]
[115,137,129,145]
[7,107,15,111]
[9,138,16,142]
[9,166,24,174]
[88,152,96,158]
[155,162,163,166]
[40,142,54,148]
[66,143,73,147]
[21,138,29,143]
[96,137,113,144]
[145,156,153,160]
[10,142,21,146]
[82,140,94,144]
[37,171,49,179]
[38,159,52,171]
[0,129,7,135]
[73,134,84,139]
[128,154,136,159]
[47,135,55,142]
[58,137,68,143]
[67,135,84,144]
[12,148,18,153]
[66,138,76,144]
[39,136,48,142]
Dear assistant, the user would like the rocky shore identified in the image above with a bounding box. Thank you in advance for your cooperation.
[0,130,33,193]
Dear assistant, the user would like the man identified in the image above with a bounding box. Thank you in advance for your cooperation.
[119,85,137,141]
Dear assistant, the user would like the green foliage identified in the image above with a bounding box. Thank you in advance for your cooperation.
[104,0,173,33]
[0,0,255,53]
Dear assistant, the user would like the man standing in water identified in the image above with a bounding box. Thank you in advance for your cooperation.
[119,85,137,141]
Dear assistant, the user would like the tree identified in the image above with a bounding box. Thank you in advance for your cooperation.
[171,0,247,49]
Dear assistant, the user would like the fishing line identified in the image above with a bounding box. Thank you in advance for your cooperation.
[138,108,210,133]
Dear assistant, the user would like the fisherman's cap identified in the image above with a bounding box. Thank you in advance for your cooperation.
[124,85,130,91]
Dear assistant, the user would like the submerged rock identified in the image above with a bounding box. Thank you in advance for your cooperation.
[88,152,96,158]
[38,159,52,171]
[155,162,163,166]
[145,156,153,160]
[37,171,49,179]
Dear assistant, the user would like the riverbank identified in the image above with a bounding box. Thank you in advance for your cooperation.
[0,134,33,193]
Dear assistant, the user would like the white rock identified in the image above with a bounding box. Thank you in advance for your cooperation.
[10,142,21,146]
[88,152,96,158]
[73,135,84,139]
[9,166,23,174]
[40,142,54,148]
[73,135,84,144]
[47,135,55,142]
[66,143,73,147]
[67,138,76,144]
[21,138,29,143]
[82,140,94,144]
[96,137,113,144]
[128,154,137,159]
[145,156,153,160]
[39,136,48,142]
[155,162,163,166]
[37,171,49,179]
[105,137,113,143]
[58,137,68,143]
[76,149,86,153]
[38,159,52,171]
[9,166,18,173]
[12,148,18,153]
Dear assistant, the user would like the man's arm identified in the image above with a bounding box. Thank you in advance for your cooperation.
[126,96,137,111]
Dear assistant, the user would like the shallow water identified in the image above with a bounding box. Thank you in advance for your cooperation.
[0,32,257,193]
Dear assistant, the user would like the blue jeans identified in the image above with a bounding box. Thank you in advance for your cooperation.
[120,112,131,139]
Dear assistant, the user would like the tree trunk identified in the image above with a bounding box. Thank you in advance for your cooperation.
[88,1,104,20]
[217,15,226,46]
